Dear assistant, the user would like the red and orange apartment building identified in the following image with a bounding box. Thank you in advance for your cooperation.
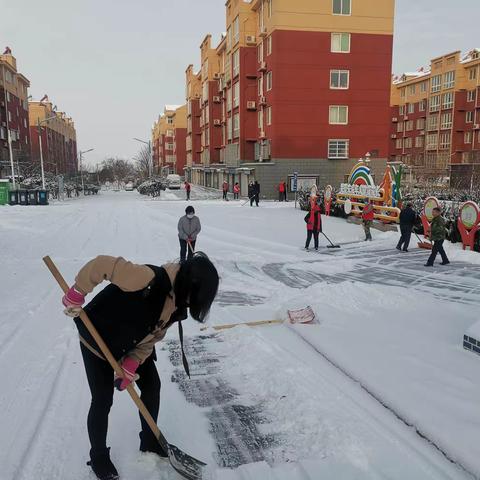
[29,98,77,175]
[390,49,480,187]
[178,0,395,197]
[152,105,187,175]
[0,48,31,178]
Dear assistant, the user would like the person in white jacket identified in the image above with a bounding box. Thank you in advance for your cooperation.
[177,205,201,262]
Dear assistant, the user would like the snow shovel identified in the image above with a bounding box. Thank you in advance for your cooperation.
[321,232,341,249]
[43,256,206,480]
[413,230,432,250]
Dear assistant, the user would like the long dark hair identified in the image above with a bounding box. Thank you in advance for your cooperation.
[174,252,219,323]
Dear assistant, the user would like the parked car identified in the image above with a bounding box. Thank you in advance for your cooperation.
[166,174,182,190]
[125,182,134,191]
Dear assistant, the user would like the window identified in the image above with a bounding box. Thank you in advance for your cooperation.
[227,117,232,140]
[405,120,414,131]
[467,90,476,102]
[233,16,240,44]
[427,114,438,131]
[328,139,349,159]
[440,132,451,149]
[0,127,6,140]
[429,95,440,112]
[232,50,240,77]
[444,71,455,89]
[5,70,13,83]
[8,111,12,122]
[266,36,272,56]
[233,113,240,138]
[226,27,231,51]
[258,43,264,63]
[469,68,477,81]
[395,138,403,149]
[267,0,273,18]
[416,118,425,130]
[166,142,174,150]
[233,82,240,108]
[420,81,427,93]
[266,71,273,91]
[442,92,453,109]
[466,111,474,123]
[397,122,404,133]
[431,75,441,93]
[404,137,413,149]
[399,105,405,115]
[258,76,264,96]
[330,70,349,89]
[465,131,472,144]
[227,88,232,111]
[202,82,209,103]
[23,118,27,129]
[408,103,415,114]
[166,129,174,137]
[441,112,452,129]
[426,133,438,149]
[333,0,351,15]
[408,85,416,95]
[258,110,263,129]
[331,33,350,53]
[266,106,272,125]
[6,91,10,102]
[329,106,348,124]
[419,100,426,112]
[202,59,209,79]
[415,136,424,148]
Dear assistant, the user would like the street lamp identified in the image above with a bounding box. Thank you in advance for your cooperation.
[133,137,152,177]
[37,114,58,189]
[78,148,94,194]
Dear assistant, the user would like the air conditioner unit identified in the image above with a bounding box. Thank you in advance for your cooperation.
[259,96,267,105]
[259,26,267,37]
[213,119,221,126]
[391,134,397,139]
[391,117,398,122]
[403,115,408,120]
[247,101,256,110]
[213,96,221,103]
[474,124,480,130]
[246,35,256,45]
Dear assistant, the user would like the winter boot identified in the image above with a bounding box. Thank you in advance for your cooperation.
[87,448,119,480]
[139,431,168,458]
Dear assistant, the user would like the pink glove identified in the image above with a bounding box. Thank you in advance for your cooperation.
[114,357,140,391]
[62,286,85,317]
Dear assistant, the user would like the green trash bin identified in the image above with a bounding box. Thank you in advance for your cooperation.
[0,179,10,205]
[18,189,29,205]
[28,190,38,205]
[8,190,18,205]
[37,189,49,205]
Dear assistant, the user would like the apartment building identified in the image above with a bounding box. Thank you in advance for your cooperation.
[185,65,202,182]
[184,0,395,197]
[0,48,31,178]
[152,105,187,175]
[29,99,77,175]
[390,49,480,186]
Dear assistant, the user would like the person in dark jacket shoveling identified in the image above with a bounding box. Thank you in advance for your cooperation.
[61,254,219,480]
[396,202,417,252]
[178,205,201,263]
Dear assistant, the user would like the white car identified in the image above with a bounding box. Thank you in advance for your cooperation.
[125,182,134,191]
[166,174,182,190]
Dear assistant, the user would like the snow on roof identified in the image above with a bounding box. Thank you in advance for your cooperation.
[165,105,182,112]
[461,48,480,63]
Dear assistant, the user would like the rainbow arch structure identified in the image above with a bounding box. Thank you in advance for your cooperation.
[348,163,375,186]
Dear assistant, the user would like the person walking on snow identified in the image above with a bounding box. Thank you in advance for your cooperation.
[278,181,285,202]
[233,182,240,200]
[248,182,254,205]
[304,200,322,250]
[61,254,219,480]
[184,181,191,201]
[178,206,201,263]
[396,202,416,252]
[424,207,450,267]
[251,181,260,207]
[362,200,374,241]
[222,181,229,201]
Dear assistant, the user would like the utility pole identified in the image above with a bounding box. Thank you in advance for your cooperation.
[78,148,94,194]
[133,137,152,178]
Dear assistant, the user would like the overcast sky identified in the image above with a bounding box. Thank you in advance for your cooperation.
[1,0,478,167]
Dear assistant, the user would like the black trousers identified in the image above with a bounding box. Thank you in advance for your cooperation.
[179,238,196,262]
[426,240,449,265]
[250,194,259,206]
[305,230,319,249]
[397,225,412,251]
[223,190,228,200]
[186,190,190,200]
[80,343,160,454]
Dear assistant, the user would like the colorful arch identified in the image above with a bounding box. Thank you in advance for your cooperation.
[348,163,375,187]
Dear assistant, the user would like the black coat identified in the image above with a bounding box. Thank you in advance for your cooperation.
[399,207,416,227]
[75,265,180,361]
[253,183,260,196]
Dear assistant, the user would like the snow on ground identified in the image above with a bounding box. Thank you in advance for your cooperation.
[0,186,478,479]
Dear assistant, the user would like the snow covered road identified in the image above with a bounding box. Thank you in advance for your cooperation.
[0,188,478,479]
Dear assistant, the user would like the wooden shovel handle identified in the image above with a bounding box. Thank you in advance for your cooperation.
[42,256,169,452]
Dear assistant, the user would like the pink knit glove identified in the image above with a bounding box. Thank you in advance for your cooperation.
[62,286,85,317]
[114,357,140,391]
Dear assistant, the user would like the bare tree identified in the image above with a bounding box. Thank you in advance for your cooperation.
[133,144,151,180]
[96,157,135,183]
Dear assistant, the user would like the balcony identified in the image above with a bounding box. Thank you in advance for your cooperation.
[255,139,271,161]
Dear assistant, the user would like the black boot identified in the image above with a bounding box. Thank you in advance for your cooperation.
[87,448,119,480]
[139,431,168,458]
